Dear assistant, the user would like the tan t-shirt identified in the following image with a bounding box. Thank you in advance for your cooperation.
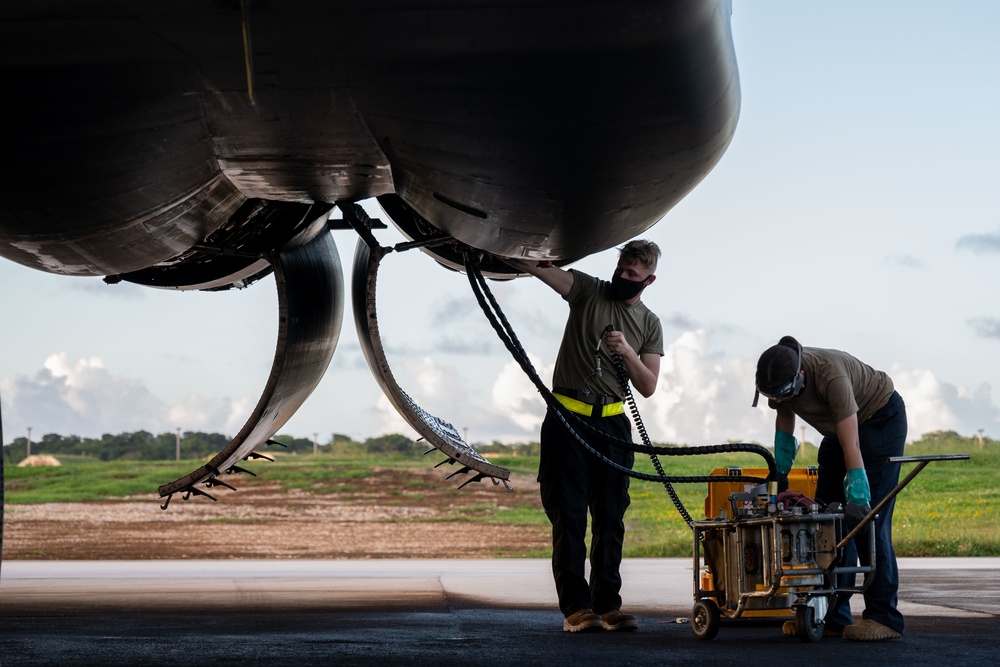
[770,347,895,436]
[551,269,664,401]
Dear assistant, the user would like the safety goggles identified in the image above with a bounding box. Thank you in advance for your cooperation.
[756,378,799,402]
[751,378,799,407]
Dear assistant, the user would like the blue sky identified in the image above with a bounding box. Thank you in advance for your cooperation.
[2,2,998,448]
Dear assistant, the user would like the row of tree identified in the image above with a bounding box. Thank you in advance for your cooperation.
[1,430,436,463]
[2,429,988,464]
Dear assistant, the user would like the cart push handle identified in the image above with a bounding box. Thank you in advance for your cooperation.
[836,453,970,550]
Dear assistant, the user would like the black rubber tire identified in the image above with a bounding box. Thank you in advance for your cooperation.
[691,600,721,641]
[794,604,825,643]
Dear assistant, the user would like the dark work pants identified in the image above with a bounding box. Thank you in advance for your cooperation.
[538,409,633,617]
[814,391,907,634]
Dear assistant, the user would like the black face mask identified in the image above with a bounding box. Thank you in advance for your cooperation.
[611,274,647,301]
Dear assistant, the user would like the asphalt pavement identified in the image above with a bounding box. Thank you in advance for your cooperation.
[1,558,997,666]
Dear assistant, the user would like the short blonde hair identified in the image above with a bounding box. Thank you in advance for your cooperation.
[619,239,661,272]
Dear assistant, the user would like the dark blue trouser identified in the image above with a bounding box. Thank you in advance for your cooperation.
[538,409,633,617]
[814,391,907,634]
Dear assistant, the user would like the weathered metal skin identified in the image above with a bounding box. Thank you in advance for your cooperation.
[0,1,739,279]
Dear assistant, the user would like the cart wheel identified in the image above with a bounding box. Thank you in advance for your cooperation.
[691,600,720,641]
[794,605,825,643]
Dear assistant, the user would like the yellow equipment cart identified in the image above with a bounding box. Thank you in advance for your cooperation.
[690,454,969,642]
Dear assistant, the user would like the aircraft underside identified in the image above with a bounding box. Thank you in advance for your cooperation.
[0,0,741,508]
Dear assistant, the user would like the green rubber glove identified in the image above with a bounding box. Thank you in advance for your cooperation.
[843,468,871,505]
[773,430,799,476]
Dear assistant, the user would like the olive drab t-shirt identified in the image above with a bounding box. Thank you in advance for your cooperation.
[551,269,664,401]
[771,347,895,437]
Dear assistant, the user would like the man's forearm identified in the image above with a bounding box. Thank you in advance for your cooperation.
[510,259,573,296]
[624,352,659,398]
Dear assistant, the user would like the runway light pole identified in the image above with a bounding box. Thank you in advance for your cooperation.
[27,426,32,458]
[313,432,318,456]
[175,427,181,461]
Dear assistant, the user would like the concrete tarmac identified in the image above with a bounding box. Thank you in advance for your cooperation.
[1,558,998,666]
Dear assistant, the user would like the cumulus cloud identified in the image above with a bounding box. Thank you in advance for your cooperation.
[491,355,551,434]
[642,330,773,445]
[886,254,924,269]
[371,355,539,444]
[956,228,1000,254]
[167,394,255,436]
[969,317,1000,340]
[637,335,1000,444]
[888,367,962,435]
[5,346,998,450]
[890,365,1000,439]
[482,336,769,446]
[1,353,252,440]
[468,331,1000,446]
[372,393,415,437]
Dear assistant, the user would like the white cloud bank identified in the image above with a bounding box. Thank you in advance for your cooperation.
[643,330,774,445]
[1,353,251,440]
[890,365,1000,440]
[370,354,551,444]
[3,341,998,446]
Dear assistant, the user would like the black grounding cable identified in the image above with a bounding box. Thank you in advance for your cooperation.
[608,338,697,526]
[463,251,777,527]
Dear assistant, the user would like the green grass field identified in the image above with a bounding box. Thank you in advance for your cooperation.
[5,441,997,557]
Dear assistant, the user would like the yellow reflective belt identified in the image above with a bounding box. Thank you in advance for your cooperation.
[553,392,624,418]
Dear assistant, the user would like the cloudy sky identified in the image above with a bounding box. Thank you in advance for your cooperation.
[2,2,998,450]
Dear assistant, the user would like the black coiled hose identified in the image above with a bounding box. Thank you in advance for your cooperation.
[608,330,695,525]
